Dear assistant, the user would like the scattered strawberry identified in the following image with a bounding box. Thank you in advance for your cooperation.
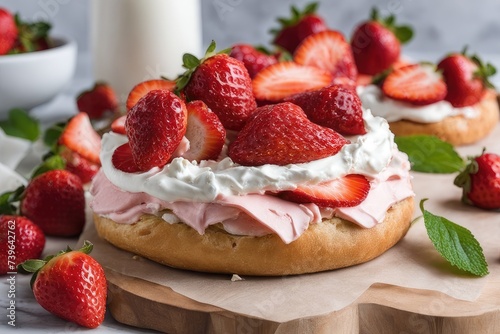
[19,241,107,329]
[126,90,187,171]
[280,174,370,207]
[20,170,85,237]
[351,8,413,75]
[182,100,226,162]
[178,41,257,130]
[228,102,348,166]
[60,147,100,184]
[294,30,357,80]
[111,115,126,135]
[9,13,51,53]
[59,112,102,164]
[126,79,176,111]
[0,215,45,275]
[76,82,118,119]
[252,62,332,102]
[0,8,18,55]
[381,63,447,105]
[229,44,278,78]
[285,85,366,135]
[454,151,500,210]
[271,2,327,54]
[437,51,496,107]
[112,143,141,173]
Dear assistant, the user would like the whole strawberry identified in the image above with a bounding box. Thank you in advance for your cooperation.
[437,51,496,107]
[0,215,45,274]
[229,44,278,78]
[77,82,119,119]
[60,147,100,184]
[19,241,107,328]
[21,170,85,237]
[178,41,257,130]
[351,8,413,75]
[0,8,18,55]
[454,151,500,210]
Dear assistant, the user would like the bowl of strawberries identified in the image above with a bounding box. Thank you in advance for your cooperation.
[0,7,77,118]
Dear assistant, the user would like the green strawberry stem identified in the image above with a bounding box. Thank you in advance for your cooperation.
[370,7,413,44]
[269,2,319,35]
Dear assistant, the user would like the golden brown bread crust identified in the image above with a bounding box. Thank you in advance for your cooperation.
[388,90,499,146]
[93,196,414,276]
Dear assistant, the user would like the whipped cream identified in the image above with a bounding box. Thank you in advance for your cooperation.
[357,85,478,123]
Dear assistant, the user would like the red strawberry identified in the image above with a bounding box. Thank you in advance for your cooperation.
[126,90,187,171]
[111,115,126,134]
[112,143,141,173]
[294,30,358,80]
[76,82,118,119]
[285,85,366,135]
[0,215,45,274]
[252,62,332,102]
[271,2,328,54]
[59,112,102,164]
[351,8,413,75]
[60,147,100,184]
[20,170,85,237]
[126,79,176,111]
[19,241,107,328]
[280,174,370,207]
[454,151,500,210]
[182,100,226,162]
[0,8,18,55]
[381,64,447,105]
[228,102,348,166]
[229,44,278,78]
[437,52,496,107]
[179,42,257,130]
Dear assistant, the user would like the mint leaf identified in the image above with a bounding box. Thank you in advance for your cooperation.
[419,199,488,277]
[0,108,40,142]
[395,135,464,173]
[43,121,66,150]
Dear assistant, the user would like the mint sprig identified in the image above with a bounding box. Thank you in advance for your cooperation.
[420,199,488,277]
[395,135,465,173]
[0,108,40,142]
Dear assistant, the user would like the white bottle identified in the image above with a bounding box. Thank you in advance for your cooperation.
[91,0,202,103]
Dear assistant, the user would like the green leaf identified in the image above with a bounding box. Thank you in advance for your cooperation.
[0,186,25,215]
[394,135,465,173]
[43,121,66,150]
[30,154,65,179]
[394,26,413,44]
[182,53,200,69]
[419,199,489,277]
[0,108,40,141]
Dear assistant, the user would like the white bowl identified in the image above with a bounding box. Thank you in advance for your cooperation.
[0,37,77,119]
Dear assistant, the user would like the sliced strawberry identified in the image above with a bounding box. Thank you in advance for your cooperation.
[182,101,226,162]
[252,62,332,102]
[60,147,100,184]
[59,112,101,164]
[280,174,370,208]
[294,30,357,80]
[112,143,141,173]
[126,79,176,111]
[76,82,118,119]
[111,115,126,135]
[381,64,447,105]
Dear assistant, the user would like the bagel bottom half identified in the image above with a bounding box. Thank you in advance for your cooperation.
[93,196,414,276]
[388,90,499,146]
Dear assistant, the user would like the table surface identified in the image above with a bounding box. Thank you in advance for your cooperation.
[1,51,500,333]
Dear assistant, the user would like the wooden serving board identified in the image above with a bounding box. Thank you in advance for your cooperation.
[105,268,500,334]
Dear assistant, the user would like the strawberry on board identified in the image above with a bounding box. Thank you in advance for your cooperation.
[126,79,176,111]
[454,151,500,210]
[351,8,413,76]
[59,112,102,164]
[271,2,327,54]
[381,63,447,105]
[177,41,257,131]
[19,241,107,329]
[0,215,45,274]
[229,44,278,78]
[0,8,18,55]
[252,62,332,102]
[437,50,496,107]
[228,102,348,166]
[285,85,366,135]
[76,82,118,119]
[126,90,187,171]
[182,100,226,162]
[294,30,358,80]
[280,174,370,208]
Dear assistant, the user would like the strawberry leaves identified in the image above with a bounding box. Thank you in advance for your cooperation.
[0,108,40,142]
[370,7,413,44]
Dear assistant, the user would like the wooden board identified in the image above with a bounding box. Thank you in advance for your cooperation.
[105,268,500,333]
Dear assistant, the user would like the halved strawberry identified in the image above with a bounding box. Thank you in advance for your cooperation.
[111,115,126,135]
[76,82,118,119]
[280,174,370,208]
[126,79,176,111]
[381,64,447,105]
[59,112,101,164]
[252,62,332,102]
[294,30,357,80]
[60,147,100,184]
[182,101,226,162]
[112,143,141,173]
